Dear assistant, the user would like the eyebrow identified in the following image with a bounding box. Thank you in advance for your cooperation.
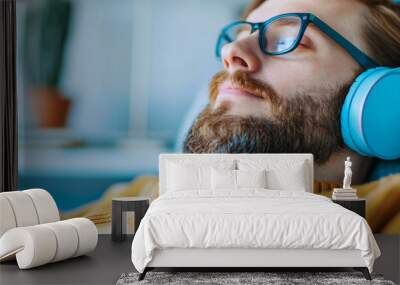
[271,17,302,26]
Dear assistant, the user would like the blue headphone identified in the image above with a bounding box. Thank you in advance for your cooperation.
[341,67,400,160]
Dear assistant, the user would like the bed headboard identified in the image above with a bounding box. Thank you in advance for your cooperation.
[159,153,314,195]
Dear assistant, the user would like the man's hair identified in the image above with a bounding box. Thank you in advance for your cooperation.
[242,0,400,67]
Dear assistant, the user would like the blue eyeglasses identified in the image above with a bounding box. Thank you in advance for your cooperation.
[216,13,379,70]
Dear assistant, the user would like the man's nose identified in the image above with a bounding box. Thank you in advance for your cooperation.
[221,39,261,73]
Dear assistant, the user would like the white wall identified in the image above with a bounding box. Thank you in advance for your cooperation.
[61,0,134,137]
[60,0,249,142]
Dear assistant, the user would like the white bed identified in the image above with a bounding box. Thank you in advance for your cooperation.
[131,154,380,280]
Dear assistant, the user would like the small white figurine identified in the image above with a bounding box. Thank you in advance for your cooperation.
[343,157,352,189]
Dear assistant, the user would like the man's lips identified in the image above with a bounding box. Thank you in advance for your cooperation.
[219,86,263,100]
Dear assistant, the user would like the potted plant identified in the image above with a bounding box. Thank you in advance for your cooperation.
[23,0,73,128]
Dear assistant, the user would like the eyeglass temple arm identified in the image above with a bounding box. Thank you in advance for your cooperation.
[310,15,379,69]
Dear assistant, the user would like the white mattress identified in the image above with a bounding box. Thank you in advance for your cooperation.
[131,190,380,273]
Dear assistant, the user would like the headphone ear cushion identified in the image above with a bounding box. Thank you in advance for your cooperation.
[341,67,400,160]
[341,69,377,156]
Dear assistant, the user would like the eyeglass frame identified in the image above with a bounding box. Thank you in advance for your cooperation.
[215,12,379,70]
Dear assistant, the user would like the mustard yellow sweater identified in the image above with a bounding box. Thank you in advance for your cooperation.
[62,175,400,234]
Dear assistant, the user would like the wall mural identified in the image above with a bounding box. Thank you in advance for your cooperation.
[17,0,400,234]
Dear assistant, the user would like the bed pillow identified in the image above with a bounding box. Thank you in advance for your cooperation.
[236,169,267,189]
[167,162,209,191]
[267,163,307,191]
[211,168,268,190]
[238,159,309,191]
[211,168,236,190]
[166,160,235,192]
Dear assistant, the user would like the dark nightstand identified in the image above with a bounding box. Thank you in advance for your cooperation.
[332,198,366,218]
[112,197,150,242]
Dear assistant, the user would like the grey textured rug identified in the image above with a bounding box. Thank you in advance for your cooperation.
[116,272,396,285]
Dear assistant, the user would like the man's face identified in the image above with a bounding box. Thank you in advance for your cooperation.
[184,0,369,163]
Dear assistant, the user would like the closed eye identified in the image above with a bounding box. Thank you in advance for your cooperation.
[299,35,313,49]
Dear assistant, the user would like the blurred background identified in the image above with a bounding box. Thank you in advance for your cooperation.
[17,0,249,212]
[16,0,400,235]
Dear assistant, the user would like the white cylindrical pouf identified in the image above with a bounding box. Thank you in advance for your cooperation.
[0,192,39,227]
[0,226,57,269]
[23,189,60,224]
[0,218,97,269]
[64,218,98,257]
[42,221,79,262]
[18,226,58,269]
[0,196,17,237]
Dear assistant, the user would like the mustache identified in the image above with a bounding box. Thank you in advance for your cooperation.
[185,69,359,163]
[209,70,281,106]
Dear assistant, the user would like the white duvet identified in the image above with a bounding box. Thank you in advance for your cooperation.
[131,190,380,273]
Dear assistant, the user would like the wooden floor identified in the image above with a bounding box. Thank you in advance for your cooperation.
[0,235,398,285]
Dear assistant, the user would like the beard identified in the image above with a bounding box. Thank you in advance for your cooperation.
[183,70,353,164]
